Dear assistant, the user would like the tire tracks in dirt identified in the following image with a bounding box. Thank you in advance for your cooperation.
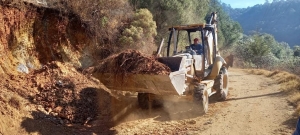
[201,68,295,135]
[111,68,296,135]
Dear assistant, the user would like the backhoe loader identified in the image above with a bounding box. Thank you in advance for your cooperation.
[96,12,228,113]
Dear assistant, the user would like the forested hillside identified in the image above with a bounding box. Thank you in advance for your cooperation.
[223,0,300,47]
[130,0,242,50]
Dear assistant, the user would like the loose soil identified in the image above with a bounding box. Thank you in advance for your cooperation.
[92,50,171,75]
[108,68,296,135]
[0,67,297,134]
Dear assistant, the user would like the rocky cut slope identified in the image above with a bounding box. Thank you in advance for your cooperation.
[0,1,96,75]
[0,2,127,134]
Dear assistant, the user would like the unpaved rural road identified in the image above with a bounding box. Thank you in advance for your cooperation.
[109,68,296,135]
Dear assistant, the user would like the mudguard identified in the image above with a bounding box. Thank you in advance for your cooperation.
[205,55,226,80]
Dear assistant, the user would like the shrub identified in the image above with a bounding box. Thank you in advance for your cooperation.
[119,9,157,52]
[131,9,157,38]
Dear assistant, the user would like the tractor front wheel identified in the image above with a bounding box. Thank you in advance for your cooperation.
[213,67,229,100]
[194,84,209,113]
[137,93,162,109]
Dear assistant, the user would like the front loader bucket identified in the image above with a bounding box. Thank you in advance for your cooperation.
[94,57,186,95]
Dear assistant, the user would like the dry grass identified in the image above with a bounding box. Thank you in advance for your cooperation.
[247,69,300,115]
[291,94,300,105]
[248,69,271,76]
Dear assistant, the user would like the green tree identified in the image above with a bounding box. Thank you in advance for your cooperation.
[249,34,270,58]
[234,33,295,69]
[119,9,157,51]
[294,45,300,57]
[234,34,271,68]
[208,0,243,49]
[129,0,210,44]
[259,34,293,59]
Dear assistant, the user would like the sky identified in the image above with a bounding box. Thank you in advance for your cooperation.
[220,0,273,8]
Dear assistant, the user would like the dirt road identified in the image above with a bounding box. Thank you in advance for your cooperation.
[110,68,296,135]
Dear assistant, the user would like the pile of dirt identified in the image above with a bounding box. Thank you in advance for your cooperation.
[92,50,171,75]
[31,61,115,124]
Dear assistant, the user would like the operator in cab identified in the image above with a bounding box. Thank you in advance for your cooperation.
[190,38,203,55]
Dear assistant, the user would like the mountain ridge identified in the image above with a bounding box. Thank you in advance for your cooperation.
[223,0,300,47]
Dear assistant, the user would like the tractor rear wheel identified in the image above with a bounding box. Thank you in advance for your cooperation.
[137,93,162,109]
[213,67,229,100]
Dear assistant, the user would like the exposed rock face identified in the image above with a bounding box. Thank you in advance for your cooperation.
[0,3,94,75]
[0,2,114,126]
[31,61,116,124]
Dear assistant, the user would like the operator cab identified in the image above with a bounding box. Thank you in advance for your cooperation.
[165,23,219,78]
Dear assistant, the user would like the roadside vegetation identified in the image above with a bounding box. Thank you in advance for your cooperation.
[210,0,300,118]
[129,0,242,50]
[230,24,300,118]
[33,0,244,57]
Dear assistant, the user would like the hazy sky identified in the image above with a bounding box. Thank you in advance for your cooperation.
[221,0,273,8]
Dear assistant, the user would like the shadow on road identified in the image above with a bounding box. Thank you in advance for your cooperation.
[225,91,283,101]
[21,87,119,135]
[21,110,118,135]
